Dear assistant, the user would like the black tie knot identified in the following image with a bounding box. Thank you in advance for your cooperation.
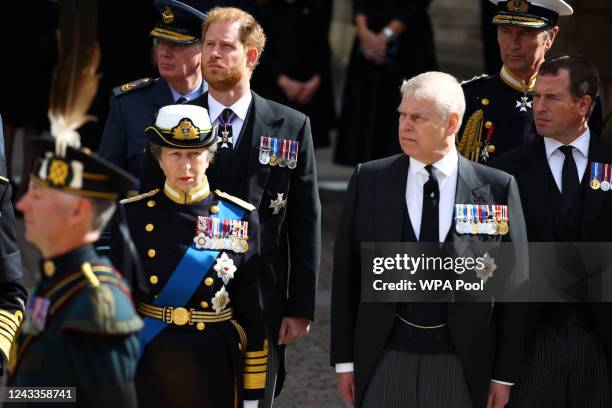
[176,97,187,104]
[221,108,233,123]
[559,145,574,158]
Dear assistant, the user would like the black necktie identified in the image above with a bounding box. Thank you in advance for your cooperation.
[419,165,439,243]
[176,97,187,104]
[559,145,580,203]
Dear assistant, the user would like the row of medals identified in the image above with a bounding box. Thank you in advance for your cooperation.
[259,141,297,168]
[196,234,249,253]
[456,220,508,235]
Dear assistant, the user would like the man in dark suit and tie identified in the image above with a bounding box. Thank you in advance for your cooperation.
[491,55,612,407]
[161,6,319,407]
[331,72,528,408]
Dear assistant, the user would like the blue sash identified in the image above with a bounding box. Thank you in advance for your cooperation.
[139,200,245,354]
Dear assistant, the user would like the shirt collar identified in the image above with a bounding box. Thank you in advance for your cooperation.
[163,176,210,205]
[208,92,253,123]
[500,64,538,93]
[168,76,205,103]
[543,128,591,160]
[409,148,459,178]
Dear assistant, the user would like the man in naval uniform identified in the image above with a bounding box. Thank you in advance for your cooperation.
[457,0,602,164]
[331,72,528,408]
[492,55,612,407]
[0,114,27,376]
[98,0,208,180]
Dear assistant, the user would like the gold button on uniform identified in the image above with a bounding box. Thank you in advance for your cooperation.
[196,322,205,331]
[204,277,214,286]
[147,249,156,258]
[147,200,156,208]
[145,223,154,232]
[210,205,219,214]
[481,98,490,106]
[43,261,55,277]
[485,121,493,129]
[200,301,209,309]
[149,275,159,285]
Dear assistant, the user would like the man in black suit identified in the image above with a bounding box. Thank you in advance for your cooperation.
[331,72,528,408]
[186,6,320,406]
[491,55,612,407]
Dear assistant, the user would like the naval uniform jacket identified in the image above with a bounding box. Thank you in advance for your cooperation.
[331,153,528,408]
[98,77,174,179]
[458,66,603,164]
[118,184,268,404]
[490,136,612,360]
[8,245,142,408]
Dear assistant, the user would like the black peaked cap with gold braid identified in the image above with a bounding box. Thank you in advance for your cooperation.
[150,0,206,44]
[490,0,573,28]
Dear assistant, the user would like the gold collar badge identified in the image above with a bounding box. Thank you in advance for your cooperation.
[171,118,200,141]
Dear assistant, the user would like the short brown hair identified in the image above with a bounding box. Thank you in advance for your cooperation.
[539,55,599,118]
[202,7,266,66]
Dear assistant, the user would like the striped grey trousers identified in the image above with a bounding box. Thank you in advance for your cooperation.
[362,350,474,408]
[508,324,610,408]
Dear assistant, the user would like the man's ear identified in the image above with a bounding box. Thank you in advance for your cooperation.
[246,47,259,68]
[578,94,592,118]
[68,197,92,227]
[545,26,559,51]
[446,112,461,137]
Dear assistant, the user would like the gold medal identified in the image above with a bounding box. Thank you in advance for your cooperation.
[591,178,600,190]
[470,223,479,234]
[269,155,277,166]
[498,222,509,235]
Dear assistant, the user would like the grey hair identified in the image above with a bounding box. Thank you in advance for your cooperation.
[89,198,117,232]
[400,71,466,126]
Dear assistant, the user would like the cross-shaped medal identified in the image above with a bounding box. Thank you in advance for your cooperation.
[218,127,231,148]
[269,193,287,215]
[515,96,532,112]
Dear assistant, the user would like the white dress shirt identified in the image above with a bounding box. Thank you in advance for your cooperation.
[406,149,459,242]
[543,128,590,193]
[168,77,207,103]
[208,92,253,145]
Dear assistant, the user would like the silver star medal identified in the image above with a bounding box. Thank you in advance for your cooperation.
[269,193,287,215]
[515,96,532,112]
[218,129,231,148]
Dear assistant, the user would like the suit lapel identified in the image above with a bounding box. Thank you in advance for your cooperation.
[520,139,555,241]
[375,155,411,242]
[581,136,607,240]
[247,92,284,209]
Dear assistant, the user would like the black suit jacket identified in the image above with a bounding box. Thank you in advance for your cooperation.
[490,135,612,355]
[331,153,528,408]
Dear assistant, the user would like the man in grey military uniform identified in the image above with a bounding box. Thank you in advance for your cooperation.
[98,0,208,180]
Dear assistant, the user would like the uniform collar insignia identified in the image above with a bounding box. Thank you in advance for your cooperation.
[500,64,537,93]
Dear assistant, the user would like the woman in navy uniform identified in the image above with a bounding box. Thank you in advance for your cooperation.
[116,105,267,407]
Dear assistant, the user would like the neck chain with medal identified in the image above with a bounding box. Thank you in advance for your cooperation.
[218,110,237,148]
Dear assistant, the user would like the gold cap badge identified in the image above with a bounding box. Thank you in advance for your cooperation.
[162,6,174,24]
[508,0,529,13]
[171,118,200,141]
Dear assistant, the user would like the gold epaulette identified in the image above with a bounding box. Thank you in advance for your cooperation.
[457,109,485,162]
[460,74,488,86]
[243,339,268,390]
[120,188,160,205]
[215,190,256,211]
[0,309,23,361]
[112,77,153,97]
